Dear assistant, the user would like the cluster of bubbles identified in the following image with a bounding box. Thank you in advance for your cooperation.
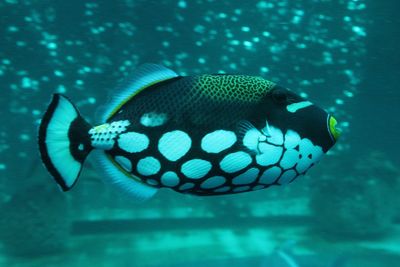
[0,0,367,176]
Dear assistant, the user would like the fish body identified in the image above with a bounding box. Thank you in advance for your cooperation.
[38,64,340,200]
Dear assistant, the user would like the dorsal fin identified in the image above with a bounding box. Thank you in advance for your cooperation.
[101,64,179,122]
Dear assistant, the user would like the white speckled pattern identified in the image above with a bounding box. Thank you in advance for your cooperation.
[89,120,130,150]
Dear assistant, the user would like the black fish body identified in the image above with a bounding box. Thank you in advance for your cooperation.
[38,64,340,200]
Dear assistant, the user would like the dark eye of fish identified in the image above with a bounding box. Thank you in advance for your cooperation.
[272,89,288,104]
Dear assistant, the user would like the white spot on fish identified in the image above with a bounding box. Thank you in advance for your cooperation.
[233,186,251,192]
[238,120,266,153]
[146,179,159,186]
[179,183,194,191]
[200,176,226,189]
[220,151,252,173]
[296,138,324,173]
[214,186,231,193]
[252,185,266,191]
[284,130,301,149]
[137,156,161,176]
[118,132,149,153]
[278,170,297,185]
[266,126,284,145]
[158,130,191,161]
[161,171,180,187]
[201,130,237,153]
[256,143,283,166]
[260,119,272,137]
[243,128,265,152]
[280,149,300,169]
[115,155,132,172]
[232,167,260,185]
[287,101,313,113]
[181,159,212,179]
[140,112,168,127]
[259,166,282,184]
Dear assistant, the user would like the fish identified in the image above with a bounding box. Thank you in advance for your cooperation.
[38,64,341,201]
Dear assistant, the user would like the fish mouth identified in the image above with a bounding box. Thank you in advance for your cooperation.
[327,114,341,142]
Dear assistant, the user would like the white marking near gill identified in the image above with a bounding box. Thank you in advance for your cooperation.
[256,143,283,166]
[243,128,264,153]
[266,126,284,145]
[261,119,272,137]
[286,101,313,113]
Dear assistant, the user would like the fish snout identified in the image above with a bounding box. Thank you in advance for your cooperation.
[327,114,341,142]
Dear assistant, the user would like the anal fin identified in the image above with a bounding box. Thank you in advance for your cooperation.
[91,151,157,201]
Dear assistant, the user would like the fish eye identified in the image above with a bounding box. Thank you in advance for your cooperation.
[272,89,288,104]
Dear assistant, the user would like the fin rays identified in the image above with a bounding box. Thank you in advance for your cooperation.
[91,151,157,201]
[100,64,178,123]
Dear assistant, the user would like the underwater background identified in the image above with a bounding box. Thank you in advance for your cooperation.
[1,0,399,266]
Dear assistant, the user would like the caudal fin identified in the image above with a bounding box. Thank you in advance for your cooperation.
[38,94,93,191]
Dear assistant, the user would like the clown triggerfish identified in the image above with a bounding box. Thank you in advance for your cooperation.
[38,64,340,201]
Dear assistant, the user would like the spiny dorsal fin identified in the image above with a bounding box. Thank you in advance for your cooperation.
[101,64,179,122]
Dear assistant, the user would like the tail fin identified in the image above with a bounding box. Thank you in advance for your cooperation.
[38,94,93,191]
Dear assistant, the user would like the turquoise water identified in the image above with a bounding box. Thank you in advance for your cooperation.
[1,0,399,266]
